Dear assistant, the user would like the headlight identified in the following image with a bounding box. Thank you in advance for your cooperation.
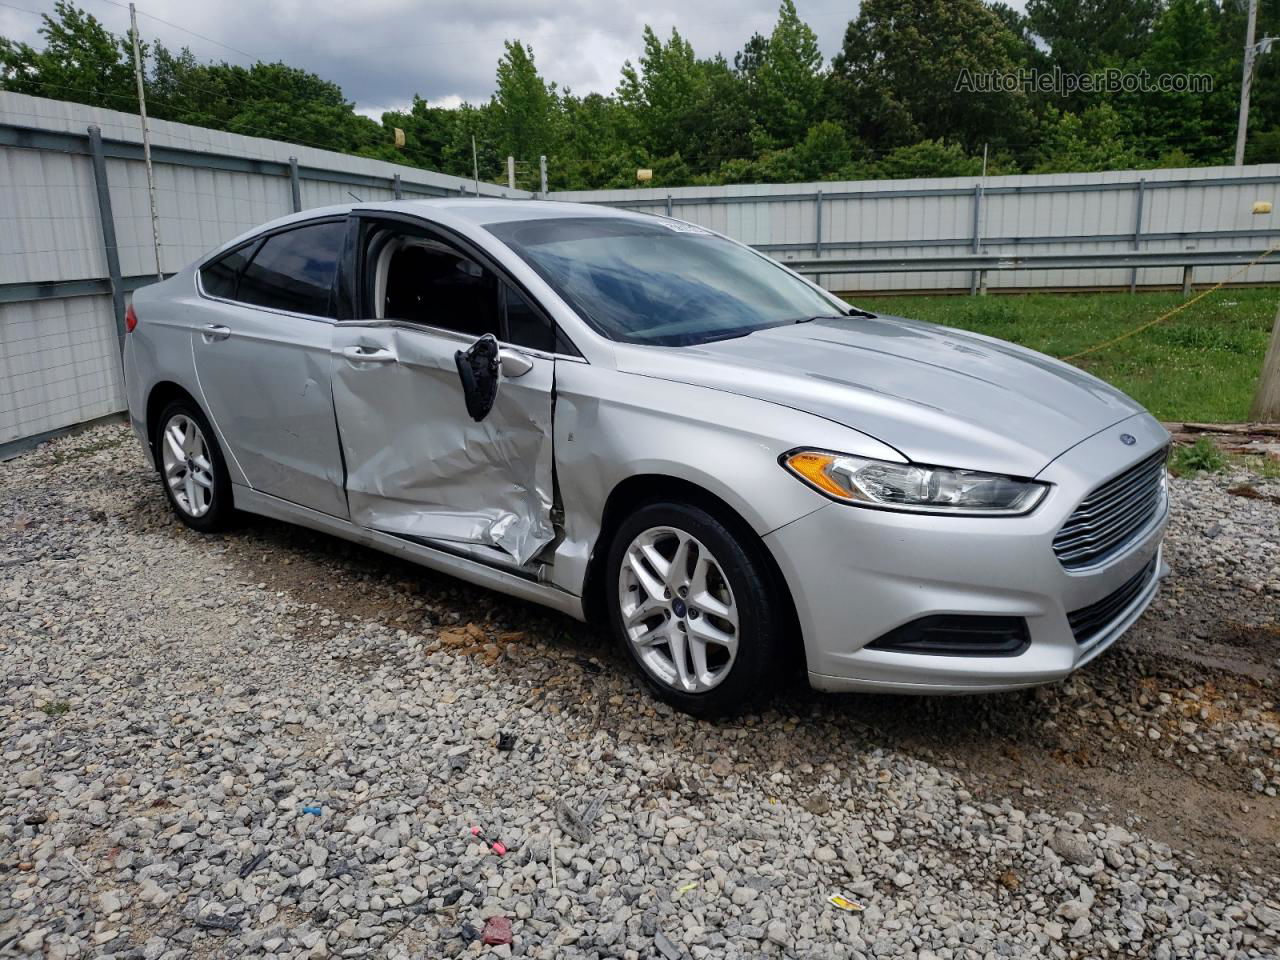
[782,450,1048,515]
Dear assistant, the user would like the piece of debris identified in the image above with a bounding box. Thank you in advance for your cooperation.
[195,914,240,932]
[556,791,606,844]
[999,870,1021,891]
[481,915,513,945]
[497,731,517,751]
[654,930,685,960]
[1229,483,1280,506]
[470,825,508,856]
[827,893,864,911]
[301,805,322,815]
[674,881,698,897]
[448,754,469,773]
[237,850,269,878]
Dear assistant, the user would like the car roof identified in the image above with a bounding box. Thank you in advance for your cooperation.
[351,197,658,227]
[200,198,662,266]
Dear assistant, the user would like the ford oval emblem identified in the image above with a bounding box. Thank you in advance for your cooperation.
[1120,433,1136,446]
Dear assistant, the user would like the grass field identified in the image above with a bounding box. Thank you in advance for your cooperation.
[850,289,1278,423]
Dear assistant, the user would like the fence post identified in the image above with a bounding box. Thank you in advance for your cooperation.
[1181,264,1194,296]
[969,182,984,295]
[814,190,823,257]
[539,155,548,196]
[288,157,301,212]
[393,173,402,200]
[1130,178,1146,294]
[87,125,127,354]
[666,194,673,217]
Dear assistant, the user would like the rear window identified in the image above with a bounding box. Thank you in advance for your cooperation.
[235,221,346,317]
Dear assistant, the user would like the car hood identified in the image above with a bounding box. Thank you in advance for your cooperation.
[614,314,1145,477]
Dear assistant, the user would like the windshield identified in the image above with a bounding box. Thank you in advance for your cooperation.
[485,216,844,346]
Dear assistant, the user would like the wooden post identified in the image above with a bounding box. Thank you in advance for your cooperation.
[1251,300,1280,421]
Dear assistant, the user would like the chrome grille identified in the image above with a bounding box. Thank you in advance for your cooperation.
[1053,449,1167,570]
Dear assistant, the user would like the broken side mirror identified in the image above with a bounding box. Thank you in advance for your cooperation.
[455,334,500,422]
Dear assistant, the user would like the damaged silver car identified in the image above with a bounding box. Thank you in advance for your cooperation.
[125,199,1169,716]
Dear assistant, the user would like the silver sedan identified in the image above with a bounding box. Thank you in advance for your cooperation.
[124,199,1169,716]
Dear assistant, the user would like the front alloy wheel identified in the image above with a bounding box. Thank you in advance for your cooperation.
[619,526,740,693]
[606,501,784,717]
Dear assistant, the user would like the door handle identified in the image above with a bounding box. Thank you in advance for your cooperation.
[499,348,534,378]
[341,345,397,363]
[202,324,231,342]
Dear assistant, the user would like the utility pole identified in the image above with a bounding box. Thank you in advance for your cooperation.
[129,3,162,279]
[1235,0,1260,165]
[1254,300,1280,421]
[471,136,480,196]
[539,155,548,196]
[507,155,515,190]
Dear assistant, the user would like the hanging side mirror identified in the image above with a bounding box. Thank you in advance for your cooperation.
[454,334,500,421]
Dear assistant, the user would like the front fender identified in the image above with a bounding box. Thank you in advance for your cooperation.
[549,362,902,597]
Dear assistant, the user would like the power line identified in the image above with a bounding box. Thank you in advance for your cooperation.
[85,0,260,61]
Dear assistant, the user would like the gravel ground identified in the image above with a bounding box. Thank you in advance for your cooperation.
[1,422,1278,960]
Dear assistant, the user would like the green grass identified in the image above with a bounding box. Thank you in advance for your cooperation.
[850,289,1278,423]
[40,701,70,717]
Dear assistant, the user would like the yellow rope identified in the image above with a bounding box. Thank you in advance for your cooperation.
[1063,241,1280,363]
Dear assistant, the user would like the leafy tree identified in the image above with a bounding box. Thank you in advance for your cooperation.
[754,0,825,145]
[618,27,705,160]
[0,1,137,111]
[1025,0,1161,80]
[1126,0,1234,163]
[830,0,1035,154]
[1031,103,1144,171]
[873,139,984,178]
[491,41,557,163]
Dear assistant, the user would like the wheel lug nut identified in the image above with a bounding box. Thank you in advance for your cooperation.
[678,586,688,598]
[689,609,699,619]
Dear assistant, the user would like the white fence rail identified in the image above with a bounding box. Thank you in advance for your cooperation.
[5,91,1280,455]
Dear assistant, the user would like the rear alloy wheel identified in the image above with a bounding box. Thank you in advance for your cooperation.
[156,400,234,532]
[607,501,783,717]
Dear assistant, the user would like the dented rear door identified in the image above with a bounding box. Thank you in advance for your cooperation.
[331,320,556,566]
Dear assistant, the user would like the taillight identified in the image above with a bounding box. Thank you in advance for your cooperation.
[125,304,137,333]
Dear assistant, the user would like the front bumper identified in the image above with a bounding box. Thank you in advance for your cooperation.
[766,412,1170,693]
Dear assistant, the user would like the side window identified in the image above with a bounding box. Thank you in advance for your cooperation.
[237,221,346,317]
[200,243,253,299]
[503,284,556,353]
[379,236,500,339]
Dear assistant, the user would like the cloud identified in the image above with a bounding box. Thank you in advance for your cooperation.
[2,0,878,109]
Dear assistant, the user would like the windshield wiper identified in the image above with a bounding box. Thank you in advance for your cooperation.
[794,307,875,324]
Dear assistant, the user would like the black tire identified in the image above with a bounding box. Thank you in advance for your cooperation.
[605,500,784,718]
[153,399,235,532]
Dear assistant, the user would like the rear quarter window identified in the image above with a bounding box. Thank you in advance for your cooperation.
[200,244,253,299]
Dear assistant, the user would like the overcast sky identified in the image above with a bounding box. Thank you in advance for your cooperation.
[0,0,1026,118]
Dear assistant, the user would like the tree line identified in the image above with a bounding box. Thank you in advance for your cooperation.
[3,0,1279,190]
